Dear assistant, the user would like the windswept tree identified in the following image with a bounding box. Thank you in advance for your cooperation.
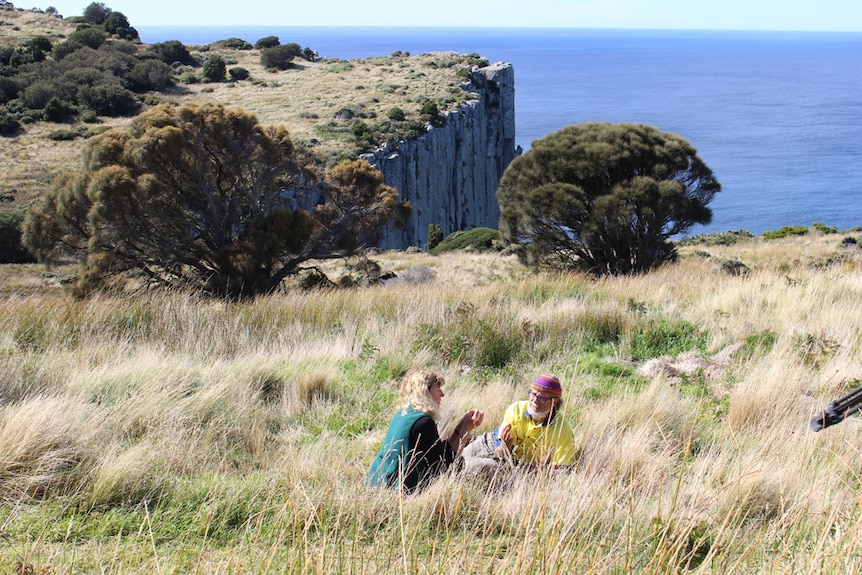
[23,102,408,298]
[82,2,111,25]
[497,122,720,275]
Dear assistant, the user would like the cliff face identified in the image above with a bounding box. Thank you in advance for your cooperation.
[360,62,517,250]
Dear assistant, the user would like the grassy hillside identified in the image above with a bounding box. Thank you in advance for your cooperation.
[1,231,862,573]
[0,6,482,209]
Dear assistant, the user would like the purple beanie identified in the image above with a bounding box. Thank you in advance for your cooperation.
[531,373,562,398]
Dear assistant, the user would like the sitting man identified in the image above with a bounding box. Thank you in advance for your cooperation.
[462,373,575,474]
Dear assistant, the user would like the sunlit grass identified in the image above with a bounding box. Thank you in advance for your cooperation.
[1,231,862,573]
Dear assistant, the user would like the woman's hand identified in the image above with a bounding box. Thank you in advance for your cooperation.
[461,409,484,432]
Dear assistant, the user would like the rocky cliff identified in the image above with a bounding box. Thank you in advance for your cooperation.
[360,62,518,250]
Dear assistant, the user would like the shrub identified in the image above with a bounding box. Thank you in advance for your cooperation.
[126,59,173,91]
[103,11,136,40]
[202,55,226,82]
[0,110,20,135]
[254,35,280,49]
[0,209,35,263]
[430,227,501,255]
[427,223,443,250]
[83,2,111,24]
[419,100,439,119]
[80,109,101,123]
[78,84,140,116]
[67,26,108,49]
[215,37,253,50]
[677,229,753,247]
[260,45,295,70]
[42,97,74,122]
[228,67,249,81]
[720,258,749,276]
[20,80,55,110]
[148,40,196,66]
[811,222,838,234]
[762,225,808,240]
[48,128,82,140]
[387,106,405,121]
[0,75,17,104]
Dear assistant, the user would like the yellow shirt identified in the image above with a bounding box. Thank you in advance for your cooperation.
[500,401,575,466]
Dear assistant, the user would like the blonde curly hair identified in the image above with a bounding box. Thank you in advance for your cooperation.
[398,369,444,419]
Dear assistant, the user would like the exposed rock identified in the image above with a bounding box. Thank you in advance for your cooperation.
[363,62,518,250]
[638,342,745,381]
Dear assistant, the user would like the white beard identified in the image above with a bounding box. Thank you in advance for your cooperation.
[530,406,551,422]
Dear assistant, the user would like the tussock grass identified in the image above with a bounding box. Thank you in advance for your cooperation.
[1,232,862,573]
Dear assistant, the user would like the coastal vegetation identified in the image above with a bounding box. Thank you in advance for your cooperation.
[3,6,862,573]
[20,102,409,298]
[497,123,720,275]
[0,5,484,211]
[1,230,862,573]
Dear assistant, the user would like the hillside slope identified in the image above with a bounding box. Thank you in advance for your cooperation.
[0,7,490,212]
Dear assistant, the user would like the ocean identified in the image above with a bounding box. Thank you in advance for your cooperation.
[136,26,862,236]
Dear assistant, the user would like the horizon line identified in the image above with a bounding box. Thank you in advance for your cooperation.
[133,24,862,34]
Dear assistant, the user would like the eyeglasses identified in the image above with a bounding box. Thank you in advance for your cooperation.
[529,391,554,403]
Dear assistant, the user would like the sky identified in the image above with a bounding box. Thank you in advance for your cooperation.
[38,0,862,31]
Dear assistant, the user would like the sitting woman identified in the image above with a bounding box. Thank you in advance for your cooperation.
[367,369,483,494]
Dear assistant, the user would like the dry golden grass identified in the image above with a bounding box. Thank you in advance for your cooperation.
[1,232,862,573]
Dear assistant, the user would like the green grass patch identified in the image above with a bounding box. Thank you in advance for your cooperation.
[762,225,808,240]
[626,319,708,361]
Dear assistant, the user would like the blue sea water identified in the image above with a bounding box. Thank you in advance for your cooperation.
[136,26,862,236]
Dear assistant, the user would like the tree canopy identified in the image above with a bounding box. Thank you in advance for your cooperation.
[23,102,408,298]
[497,122,720,275]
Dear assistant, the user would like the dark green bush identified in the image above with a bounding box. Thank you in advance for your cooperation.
[48,128,83,140]
[215,38,253,50]
[42,97,74,122]
[255,36,280,49]
[67,26,108,50]
[202,55,226,82]
[51,39,86,61]
[78,84,139,116]
[419,100,439,118]
[387,106,405,121]
[0,110,20,136]
[83,2,111,24]
[0,209,35,263]
[125,59,173,91]
[147,40,196,66]
[260,45,295,70]
[103,11,135,39]
[228,67,249,81]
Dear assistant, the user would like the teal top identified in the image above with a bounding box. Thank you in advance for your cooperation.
[367,407,455,493]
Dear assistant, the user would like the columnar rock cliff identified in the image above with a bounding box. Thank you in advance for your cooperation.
[360,62,518,250]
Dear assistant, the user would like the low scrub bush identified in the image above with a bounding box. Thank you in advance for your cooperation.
[260,45,296,70]
[430,227,501,255]
[762,225,808,240]
[255,35,280,49]
[228,66,249,81]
